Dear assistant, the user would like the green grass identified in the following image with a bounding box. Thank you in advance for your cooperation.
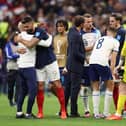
[0,94,126,126]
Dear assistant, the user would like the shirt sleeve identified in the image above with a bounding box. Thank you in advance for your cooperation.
[37,34,52,47]
[5,42,19,60]
[34,28,49,40]
[112,39,120,52]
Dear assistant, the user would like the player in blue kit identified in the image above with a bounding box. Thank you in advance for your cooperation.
[109,13,126,113]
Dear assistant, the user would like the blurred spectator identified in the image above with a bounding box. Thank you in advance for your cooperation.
[5,33,20,106]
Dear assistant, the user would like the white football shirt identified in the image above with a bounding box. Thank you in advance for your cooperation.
[17,32,35,68]
[82,29,101,66]
[89,36,119,66]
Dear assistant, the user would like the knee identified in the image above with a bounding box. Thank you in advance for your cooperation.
[38,82,44,90]
[52,80,62,88]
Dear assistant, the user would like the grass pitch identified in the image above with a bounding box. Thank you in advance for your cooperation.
[0,93,126,126]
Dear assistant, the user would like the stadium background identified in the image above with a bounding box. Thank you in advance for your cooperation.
[0,0,126,35]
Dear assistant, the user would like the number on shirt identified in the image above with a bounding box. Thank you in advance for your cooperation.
[96,38,104,49]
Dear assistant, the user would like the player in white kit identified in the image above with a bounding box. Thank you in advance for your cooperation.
[80,13,101,117]
[89,27,119,118]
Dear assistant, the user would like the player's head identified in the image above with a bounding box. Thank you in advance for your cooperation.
[38,21,48,30]
[73,15,84,28]
[109,13,122,28]
[83,13,93,30]
[21,16,34,34]
[106,26,117,37]
[56,19,68,34]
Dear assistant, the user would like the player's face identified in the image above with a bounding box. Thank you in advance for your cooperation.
[109,17,117,28]
[57,23,66,34]
[23,21,34,33]
[84,17,93,29]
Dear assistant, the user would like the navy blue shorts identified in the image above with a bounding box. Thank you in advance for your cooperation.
[89,64,113,82]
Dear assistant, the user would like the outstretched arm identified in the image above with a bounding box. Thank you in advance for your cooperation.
[16,36,40,48]
[38,34,52,47]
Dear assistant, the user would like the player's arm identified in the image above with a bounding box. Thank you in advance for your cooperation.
[37,34,52,47]
[110,51,118,74]
[110,40,119,75]
[85,44,94,52]
[16,28,49,48]
[17,37,40,48]
[111,40,120,74]
[5,42,19,59]
[17,48,27,54]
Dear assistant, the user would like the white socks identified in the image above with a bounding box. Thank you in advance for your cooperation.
[80,86,90,112]
[103,90,113,116]
[92,91,100,115]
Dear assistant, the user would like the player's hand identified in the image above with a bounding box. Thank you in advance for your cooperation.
[17,48,26,54]
[15,35,23,43]
[86,58,89,64]
[114,65,121,74]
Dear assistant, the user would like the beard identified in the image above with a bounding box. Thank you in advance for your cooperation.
[26,29,33,34]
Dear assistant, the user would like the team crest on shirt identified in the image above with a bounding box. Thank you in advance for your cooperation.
[35,32,40,37]
[116,35,121,41]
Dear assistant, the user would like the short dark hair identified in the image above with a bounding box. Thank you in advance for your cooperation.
[56,19,68,31]
[73,15,84,27]
[21,16,33,24]
[111,13,122,23]
[83,13,92,18]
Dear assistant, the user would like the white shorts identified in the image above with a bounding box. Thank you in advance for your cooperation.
[36,61,60,82]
